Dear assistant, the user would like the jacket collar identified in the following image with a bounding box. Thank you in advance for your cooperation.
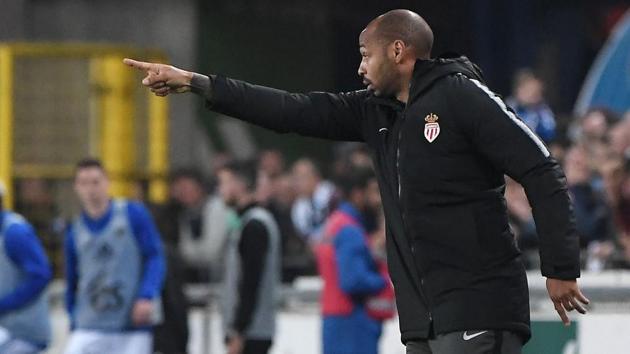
[367,53,485,108]
[408,53,485,104]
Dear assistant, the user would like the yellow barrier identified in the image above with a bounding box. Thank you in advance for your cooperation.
[0,43,169,208]
[0,47,14,207]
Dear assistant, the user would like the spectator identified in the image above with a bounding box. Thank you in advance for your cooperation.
[290,159,336,244]
[171,169,237,283]
[572,108,618,172]
[506,69,557,143]
[14,178,64,277]
[505,178,538,255]
[564,147,616,269]
[611,157,630,267]
[608,114,630,158]
[258,149,286,178]
[256,169,311,282]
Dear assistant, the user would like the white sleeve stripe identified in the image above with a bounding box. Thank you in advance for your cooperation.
[467,77,550,158]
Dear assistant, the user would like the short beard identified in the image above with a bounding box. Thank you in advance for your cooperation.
[375,63,400,99]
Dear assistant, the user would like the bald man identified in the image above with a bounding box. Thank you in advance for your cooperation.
[125,9,587,354]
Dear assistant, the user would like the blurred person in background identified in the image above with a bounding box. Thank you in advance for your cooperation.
[148,180,190,354]
[0,182,52,354]
[316,167,394,354]
[257,149,286,178]
[14,178,64,277]
[332,143,373,178]
[290,158,336,244]
[64,158,165,354]
[171,168,236,283]
[217,161,280,354]
[506,69,557,144]
[607,113,630,158]
[504,178,539,268]
[571,108,617,162]
[563,147,616,270]
[256,167,309,282]
[610,156,630,267]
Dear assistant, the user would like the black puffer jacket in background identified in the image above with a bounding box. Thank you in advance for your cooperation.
[196,54,580,343]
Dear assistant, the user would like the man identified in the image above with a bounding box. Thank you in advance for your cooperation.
[125,9,588,353]
[171,168,235,282]
[506,70,557,143]
[0,182,52,353]
[64,158,166,354]
[216,160,280,354]
[316,168,394,354]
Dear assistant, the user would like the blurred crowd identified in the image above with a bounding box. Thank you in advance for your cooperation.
[505,69,630,271]
[151,144,382,286]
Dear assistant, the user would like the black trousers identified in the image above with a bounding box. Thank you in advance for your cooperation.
[406,330,523,354]
[243,339,273,354]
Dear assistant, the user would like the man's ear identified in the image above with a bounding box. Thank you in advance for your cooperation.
[393,40,405,63]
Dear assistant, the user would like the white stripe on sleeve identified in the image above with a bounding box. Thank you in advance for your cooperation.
[467,77,550,157]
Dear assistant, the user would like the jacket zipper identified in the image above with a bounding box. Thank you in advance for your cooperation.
[396,109,433,323]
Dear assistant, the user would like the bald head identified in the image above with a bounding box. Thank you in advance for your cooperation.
[367,9,433,59]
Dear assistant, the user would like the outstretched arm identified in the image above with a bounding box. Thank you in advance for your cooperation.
[124,59,366,142]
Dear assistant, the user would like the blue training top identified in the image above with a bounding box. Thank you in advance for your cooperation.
[64,199,165,331]
[0,211,52,347]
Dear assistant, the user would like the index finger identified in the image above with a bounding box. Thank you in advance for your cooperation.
[123,58,153,71]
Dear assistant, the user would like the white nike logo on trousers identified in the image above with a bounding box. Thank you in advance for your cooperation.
[462,331,488,341]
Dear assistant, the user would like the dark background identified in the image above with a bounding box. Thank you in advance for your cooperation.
[196,0,629,163]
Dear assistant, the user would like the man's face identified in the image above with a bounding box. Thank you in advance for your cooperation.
[515,78,544,106]
[292,162,318,197]
[171,177,204,208]
[358,27,399,97]
[74,167,110,207]
[217,169,245,207]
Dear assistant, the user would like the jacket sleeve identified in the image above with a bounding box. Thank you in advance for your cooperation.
[127,202,166,300]
[450,75,580,280]
[201,75,367,142]
[0,223,52,315]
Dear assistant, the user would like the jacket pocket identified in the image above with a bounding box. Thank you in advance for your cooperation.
[408,206,482,273]
[473,199,520,268]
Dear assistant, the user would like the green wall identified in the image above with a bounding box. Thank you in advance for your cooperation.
[196,6,338,165]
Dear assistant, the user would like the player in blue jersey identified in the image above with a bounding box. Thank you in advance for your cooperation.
[63,159,166,354]
[0,181,52,354]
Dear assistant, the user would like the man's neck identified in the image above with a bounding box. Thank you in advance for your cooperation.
[396,75,412,104]
[84,199,110,219]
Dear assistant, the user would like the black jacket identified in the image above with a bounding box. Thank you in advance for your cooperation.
[198,55,580,343]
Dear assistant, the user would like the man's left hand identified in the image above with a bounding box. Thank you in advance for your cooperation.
[546,278,590,326]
